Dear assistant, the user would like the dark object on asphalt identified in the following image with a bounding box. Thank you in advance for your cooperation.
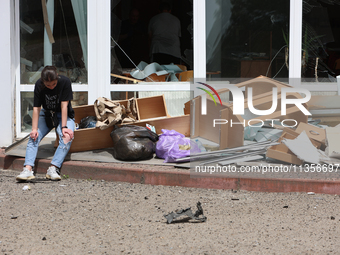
[110,125,158,161]
[79,116,97,129]
[283,205,289,208]
[164,201,207,224]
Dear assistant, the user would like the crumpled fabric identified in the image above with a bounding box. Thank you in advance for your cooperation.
[130,61,183,81]
[156,129,201,163]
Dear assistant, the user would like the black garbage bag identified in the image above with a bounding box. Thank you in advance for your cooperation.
[110,125,159,161]
[79,116,97,129]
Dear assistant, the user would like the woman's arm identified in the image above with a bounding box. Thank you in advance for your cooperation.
[30,107,41,141]
[61,101,74,139]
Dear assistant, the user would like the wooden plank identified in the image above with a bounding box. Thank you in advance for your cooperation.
[266,145,303,165]
[162,94,170,117]
[184,100,190,115]
[73,105,96,123]
[110,73,142,83]
[69,127,114,153]
[136,95,168,120]
[266,132,303,165]
[41,0,55,44]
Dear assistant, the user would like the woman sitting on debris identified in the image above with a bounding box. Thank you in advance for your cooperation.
[16,66,75,181]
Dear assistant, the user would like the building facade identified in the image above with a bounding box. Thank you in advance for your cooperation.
[1,0,339,147]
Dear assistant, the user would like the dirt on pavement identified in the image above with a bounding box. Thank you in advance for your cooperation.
[0,168,339,255]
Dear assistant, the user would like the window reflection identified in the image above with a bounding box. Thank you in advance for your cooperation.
[303,0,340,81]
[206,0,289,79]
[20,0,88,84]
[110,0,193,85]
[21,91,88,132]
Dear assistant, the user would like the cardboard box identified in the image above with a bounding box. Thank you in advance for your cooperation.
[56,95,189,153]
[295,122,326,147]
[266,131,321,165]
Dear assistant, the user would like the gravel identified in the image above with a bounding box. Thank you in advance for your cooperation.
[0,168,340,254]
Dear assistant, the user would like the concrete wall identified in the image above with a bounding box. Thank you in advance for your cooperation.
[0,0,15,147]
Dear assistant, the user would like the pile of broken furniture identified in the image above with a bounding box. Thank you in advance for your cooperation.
[57,76,340,167]
[187,76,340,166]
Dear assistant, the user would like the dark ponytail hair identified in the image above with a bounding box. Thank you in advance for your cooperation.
[41,66,59,82]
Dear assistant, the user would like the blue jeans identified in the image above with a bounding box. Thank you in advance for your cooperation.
[24,110,75,169]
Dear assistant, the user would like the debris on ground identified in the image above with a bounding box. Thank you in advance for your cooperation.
[164,201,207,224]
[22,185,30,191]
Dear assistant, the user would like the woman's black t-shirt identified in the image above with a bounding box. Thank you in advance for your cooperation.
[33,75,75,119]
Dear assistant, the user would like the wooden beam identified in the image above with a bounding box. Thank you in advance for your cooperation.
[110,73,143,84]
[41,0,55,44]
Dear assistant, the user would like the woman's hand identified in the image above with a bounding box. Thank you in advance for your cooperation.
[30,130,39,141]
[62,128,74,140]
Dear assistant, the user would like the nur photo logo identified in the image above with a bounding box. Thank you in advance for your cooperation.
[198,82,311,117]
[196,82,223,107]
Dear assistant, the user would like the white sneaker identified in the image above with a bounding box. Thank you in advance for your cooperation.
[16,167,35,181]
[46,166,61,181]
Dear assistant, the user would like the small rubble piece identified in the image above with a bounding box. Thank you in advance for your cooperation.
[164,201,207,224]
[22,185,31,191]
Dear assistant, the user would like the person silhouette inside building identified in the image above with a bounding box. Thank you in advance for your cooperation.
[148,2,181,65]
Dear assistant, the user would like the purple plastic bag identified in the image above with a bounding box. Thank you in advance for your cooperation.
[156,129,201,163]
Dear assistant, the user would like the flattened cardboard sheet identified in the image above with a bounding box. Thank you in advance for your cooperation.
[282,131,320,164]
[325,126,340,159]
